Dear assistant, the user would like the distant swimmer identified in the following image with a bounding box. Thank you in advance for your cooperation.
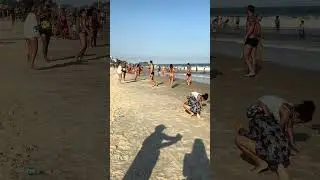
[186,63,192,86]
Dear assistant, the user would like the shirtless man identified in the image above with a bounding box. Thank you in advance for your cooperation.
[149,60,157,87]
[243,5,261,77]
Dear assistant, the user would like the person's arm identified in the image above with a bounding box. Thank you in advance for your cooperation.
[280,106,299,152]
[244,22,254,41]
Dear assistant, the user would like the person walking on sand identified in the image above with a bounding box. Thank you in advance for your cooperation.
[186,63,192,86]
[121,61,127,81]
[116,62,123,83]
[24,5,39,69]
[75,9,89,62]
[38,4,53,62]
[168,64,175,88]
[134,63,141,81]
[183,92,208,119]
[235,96,315,179]
[243,5,261,77]
[149,60,157,87]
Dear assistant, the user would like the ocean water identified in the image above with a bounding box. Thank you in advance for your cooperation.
[154,63,210,84]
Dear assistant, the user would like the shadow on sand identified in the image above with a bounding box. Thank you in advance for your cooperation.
[49,54,96,62]
[95,43,109,47]
[36,61,87,70]
[293,132,311,142]
[172,83,180,88]
[311,124,320,134]
[123,125,182,180]
[183,139,210,179]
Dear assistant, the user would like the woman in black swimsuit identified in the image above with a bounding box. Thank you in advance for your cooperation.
[38,4,52,62]
[76,9,89,62]
[121,61,127,81]
[186,63,192,86]
[243,5,260,77]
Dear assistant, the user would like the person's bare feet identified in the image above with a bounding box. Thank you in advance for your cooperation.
[244,72,255,77]
[250,160,268,173]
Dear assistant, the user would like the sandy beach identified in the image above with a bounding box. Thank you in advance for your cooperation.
[110,70,210,179]
[211,53,320,179]
[0,20,109,179]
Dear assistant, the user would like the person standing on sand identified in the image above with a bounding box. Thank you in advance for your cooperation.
[183,92,208,119]
[243,5,261,77]
[24,5,39,69]
[168,64,175,88]
[121,61,127,81]
[298,20,305,40]
[149,60,157,87]
[134,64,141,81]
[186,63,192,86]
[116,62,123,83]
[75,9,89,62]
[38,4,53,62]
[235,96,315,179]
[275,16,280,31]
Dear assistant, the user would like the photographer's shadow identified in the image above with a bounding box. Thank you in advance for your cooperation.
[123,125,182,180]
[183,139,210,180]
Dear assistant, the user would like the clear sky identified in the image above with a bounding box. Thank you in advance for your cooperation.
[111,0,210,64]
[212,0,320,8]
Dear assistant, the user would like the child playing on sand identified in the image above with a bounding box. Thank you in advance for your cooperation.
[183,92,208,119]
[168,64,175,88]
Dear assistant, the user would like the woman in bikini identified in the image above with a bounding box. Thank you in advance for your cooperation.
[183,92,208,119]
[243,5,261,77]
[75,9,89,62]
[186,63,192,86]
[38,4,52,62]
[236,95,315,179]
[168,64,175,88]
[134,64,141,81]
[121,61,127,81]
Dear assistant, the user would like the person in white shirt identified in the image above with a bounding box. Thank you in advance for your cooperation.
[24,5,39,69]
[116,63,123,83]
[183,92,208,118]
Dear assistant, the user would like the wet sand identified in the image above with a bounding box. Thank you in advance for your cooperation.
[110,70,211,179]
[212,53,320,179]
[0,20,109,179]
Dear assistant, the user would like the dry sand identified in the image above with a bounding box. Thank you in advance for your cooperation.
[212,53,320,180]
[0,20,109,179]
[110,70,211,179]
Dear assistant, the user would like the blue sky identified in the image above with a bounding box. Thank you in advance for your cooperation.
[110,0,210,64]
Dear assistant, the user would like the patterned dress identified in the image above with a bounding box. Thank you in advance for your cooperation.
[187,95,201,114]
[239,104,290,170]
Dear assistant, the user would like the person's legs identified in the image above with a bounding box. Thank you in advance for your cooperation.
[235,135,268,172]
[277,164,290,180]
[250,47,257,74]
[183,103,194,115]
[77,33,87,61]
[243,44,254,76]
[123,71,126,81]
[25,39,31,62]
[30,37,38,69]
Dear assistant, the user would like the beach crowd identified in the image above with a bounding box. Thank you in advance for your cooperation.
[3,1,108,69]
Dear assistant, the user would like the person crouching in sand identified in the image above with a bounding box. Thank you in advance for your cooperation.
[183,92,208,119]
[168,64,175,88]
[235,95,315,180]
